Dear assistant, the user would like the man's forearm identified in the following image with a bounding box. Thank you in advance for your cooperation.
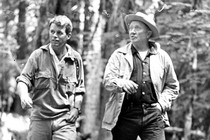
[17,81,29,97]
[17,81,33,109]
[73,94,83,114]
[74,94,83,108]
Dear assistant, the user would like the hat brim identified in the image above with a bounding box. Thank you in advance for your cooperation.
[125,14,159,39]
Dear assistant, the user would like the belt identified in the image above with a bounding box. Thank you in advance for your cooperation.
[123,101,157,108]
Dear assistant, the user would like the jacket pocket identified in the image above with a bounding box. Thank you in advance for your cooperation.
[103,94,119,124]
[103,102,115,123]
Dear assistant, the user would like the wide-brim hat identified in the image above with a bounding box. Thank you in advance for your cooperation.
[124,12,159,39]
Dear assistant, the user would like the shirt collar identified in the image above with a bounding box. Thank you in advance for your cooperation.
[131,44,157,56]
[42,43,76,59]
[118,41,159,55]
[49,44,56,56]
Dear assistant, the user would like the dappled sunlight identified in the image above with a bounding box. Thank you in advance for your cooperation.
[0,113,30,140]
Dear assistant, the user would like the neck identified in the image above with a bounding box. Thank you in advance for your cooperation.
[53,44,65,53]
[133,40,149,52]
[54,45,67,60]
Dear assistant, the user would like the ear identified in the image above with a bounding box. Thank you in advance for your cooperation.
[147,31,152,38]
[67,33,72,40]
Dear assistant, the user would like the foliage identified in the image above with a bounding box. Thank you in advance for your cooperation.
[1,0,210,139]
[0,0,40,57]
[156,2,210,137]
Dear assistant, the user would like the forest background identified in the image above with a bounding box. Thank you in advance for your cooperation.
[0,0,210,140]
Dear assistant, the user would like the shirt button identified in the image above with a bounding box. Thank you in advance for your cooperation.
[143,72,146,75]
[142,92,145,95]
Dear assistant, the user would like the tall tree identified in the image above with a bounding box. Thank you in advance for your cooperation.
[16,0,28,59]
[80,0,106,139]
[156,1,210,139]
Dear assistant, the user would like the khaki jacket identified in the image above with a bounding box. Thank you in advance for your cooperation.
[102,42,179,130]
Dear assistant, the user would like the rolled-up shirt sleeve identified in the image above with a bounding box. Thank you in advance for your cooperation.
[16,51,38,89]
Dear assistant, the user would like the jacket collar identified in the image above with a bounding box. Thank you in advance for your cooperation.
[117,43,133,69]
[116,41,160,70]
[117,41,160,55]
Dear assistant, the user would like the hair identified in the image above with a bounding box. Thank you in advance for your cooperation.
[49,15,73,35]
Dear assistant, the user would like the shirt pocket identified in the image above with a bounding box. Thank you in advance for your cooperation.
[59,62,78,96]
[34,70,51,90]
[62,62,78,83]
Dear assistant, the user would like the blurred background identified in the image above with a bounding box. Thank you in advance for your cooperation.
[0,0,210,140]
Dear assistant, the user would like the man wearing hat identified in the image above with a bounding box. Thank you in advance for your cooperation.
[102,12,179,140]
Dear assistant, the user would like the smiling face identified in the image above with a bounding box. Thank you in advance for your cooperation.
[49,23,71,53]
[128,21,152,45]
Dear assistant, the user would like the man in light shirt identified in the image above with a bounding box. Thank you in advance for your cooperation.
[16,15,85,140]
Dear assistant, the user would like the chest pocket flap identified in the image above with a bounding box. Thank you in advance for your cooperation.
[34,70,51,89]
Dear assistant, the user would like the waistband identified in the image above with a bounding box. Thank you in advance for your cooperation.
[122,101,157,108]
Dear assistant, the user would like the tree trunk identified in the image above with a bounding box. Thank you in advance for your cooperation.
[16,0,28,59]
[184,104,193,140]
[81,0,105,140]
[33,0,49,49]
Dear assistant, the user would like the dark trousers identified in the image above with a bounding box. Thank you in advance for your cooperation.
[111,103,166,140]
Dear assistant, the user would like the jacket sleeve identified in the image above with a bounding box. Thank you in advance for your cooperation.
[103,51,125,93]
[158,52,179,112]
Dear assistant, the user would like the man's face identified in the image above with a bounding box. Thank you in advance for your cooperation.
[49,23,70,51]
[128,21,150,44]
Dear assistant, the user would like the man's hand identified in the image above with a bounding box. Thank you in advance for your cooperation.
[121,80,138,95]
[66,107,79,123]
[20,94,33,109]
[17,82,33,109]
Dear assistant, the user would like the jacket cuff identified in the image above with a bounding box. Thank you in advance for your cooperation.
[113,79,125,93]
[158,98,171,112]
